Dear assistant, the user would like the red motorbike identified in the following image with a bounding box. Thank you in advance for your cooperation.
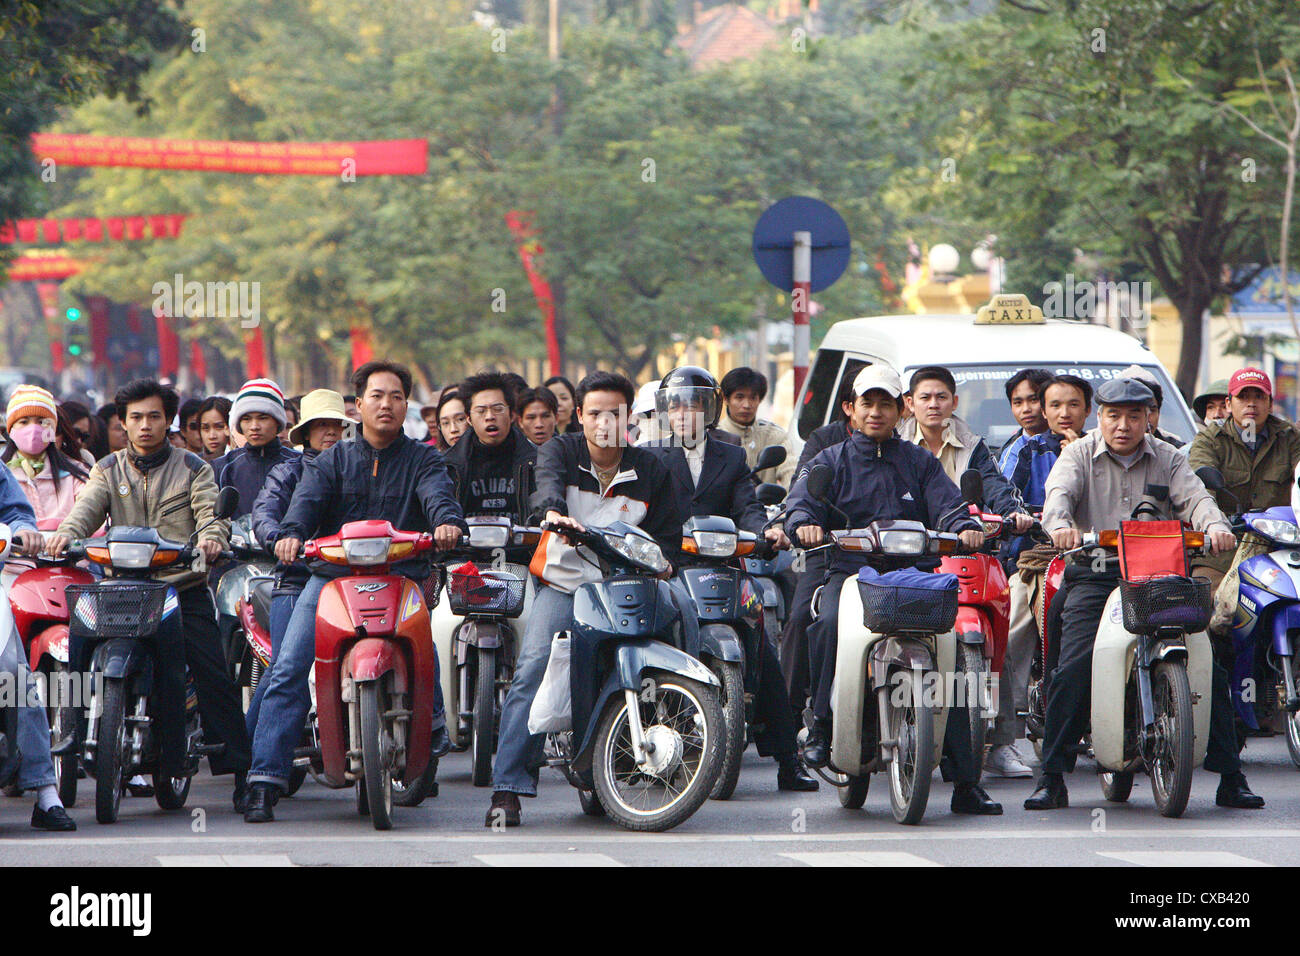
[302,519,438,830]
[8,556,94,805]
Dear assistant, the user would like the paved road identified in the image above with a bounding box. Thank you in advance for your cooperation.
[1,736,1297,866]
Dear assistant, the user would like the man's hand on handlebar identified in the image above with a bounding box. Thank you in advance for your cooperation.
[1050,527,1082,550]
[198,539,223,563]
[434,524,463,551]
[46,533,71,559]
[544,511,586,535]
[1209,530,1236,555]
[959,529,986,551]
[795,525,824,548]
[14,529,44,556]
[275,536,302,564]
[1009,513,1034,534]
[764,527,790,550]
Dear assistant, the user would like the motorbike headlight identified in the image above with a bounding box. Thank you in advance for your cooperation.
[342,536,392,566]
[467,524,510,549]
[1251,518,1300,546]
[877,529,927,555]
[692,530,737,558]
[108,542,157,569]
[604,532,669,573]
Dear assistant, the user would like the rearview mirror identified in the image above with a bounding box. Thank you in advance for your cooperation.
[215,487,240,520]
[807,463,832,501]
[753,444,786,474]
[1195,466,1226,492]
[959,469,985,508]
[756,482,785,507]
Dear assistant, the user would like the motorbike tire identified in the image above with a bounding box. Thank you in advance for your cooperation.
[41,661,78,808]
[1099,770,1134,802]
[285,766,307,797]
[957,644,988,781]
[1149,661,1194,819]
[838,773,870,809]
[392,756,438,808]
[153,773,191,810]
[359,680,394,830]
[591,673,723,832]
[471,647,496,788]
[887,670,934,826]
[709,660,746,801]
[1286,653,1300,769]
[578,788,606,817]
[94,678,129,825]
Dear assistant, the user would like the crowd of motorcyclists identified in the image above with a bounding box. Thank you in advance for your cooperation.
[0,349,1296,832]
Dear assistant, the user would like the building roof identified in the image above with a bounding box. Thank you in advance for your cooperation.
[675,4,780,69]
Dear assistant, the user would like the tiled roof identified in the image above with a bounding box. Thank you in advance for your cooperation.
[675,4,780,68]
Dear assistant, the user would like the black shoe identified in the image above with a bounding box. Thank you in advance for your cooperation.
[31,804,76,831]
[243,783,277,823]
[803,723,831,769]
[485,791,521,827]
[431,724,451,758]
[1216,772,1265,809]
[1024,773,1068,810]
[126,780,154,798]
[777,755,820,792]
[952,782,1002,815]
[232,771,249,813]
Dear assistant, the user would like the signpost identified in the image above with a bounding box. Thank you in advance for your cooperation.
[752,196,850,397]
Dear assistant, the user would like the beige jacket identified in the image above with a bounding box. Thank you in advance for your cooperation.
[717,410,799,488]
[57,446,229,589]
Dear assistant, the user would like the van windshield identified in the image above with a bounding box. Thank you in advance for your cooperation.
[931,363,1196,453]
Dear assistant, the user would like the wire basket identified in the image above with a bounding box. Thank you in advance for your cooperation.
[1118,575,1213,634]
[857,580,958,635]
[447,566,527,618]
[66,581,172,639]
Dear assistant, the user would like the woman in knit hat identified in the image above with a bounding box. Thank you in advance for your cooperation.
[2,386,93,535]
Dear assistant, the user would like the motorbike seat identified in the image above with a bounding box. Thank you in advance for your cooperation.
[250,579,275,635]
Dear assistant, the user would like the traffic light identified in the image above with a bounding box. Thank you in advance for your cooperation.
[65,307,81,322]
[65,301,89,359]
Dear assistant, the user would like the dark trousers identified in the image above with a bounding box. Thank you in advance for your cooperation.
[780,550,824,725]
[807,568,979,785]
[1041,567,1240,776]
[752,636,798,758]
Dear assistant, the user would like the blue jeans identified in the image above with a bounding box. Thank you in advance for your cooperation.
[0,624,55,791]
[244,590,299,738]
[248,573,446,791]
[491,580,700,796]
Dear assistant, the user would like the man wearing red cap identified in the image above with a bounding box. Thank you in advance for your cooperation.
[1188,367,1300,595]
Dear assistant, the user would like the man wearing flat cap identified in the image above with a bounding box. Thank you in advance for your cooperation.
[1025,377,1264,810]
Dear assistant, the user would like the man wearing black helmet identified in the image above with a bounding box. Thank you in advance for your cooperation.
[646,367,818,792]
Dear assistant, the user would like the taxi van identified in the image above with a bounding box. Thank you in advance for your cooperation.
[793,294,1196,452]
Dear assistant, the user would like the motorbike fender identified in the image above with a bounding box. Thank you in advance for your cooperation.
[27,623,70,672]
[698,623,744,664]
[1091,589,1211,770]
[237,598,272,666]
[1270,601,1300,659]
[344,637,408,695]
[456,620,503,667]
[91,638,150,691]
[755,575,782,612]
[572,639,718,772]
[430,591,462,740]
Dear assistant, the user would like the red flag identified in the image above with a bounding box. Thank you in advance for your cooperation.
[36,282,63,373]
[148,215,168,239]
[106,218,125,241]
[83,218,104,242]
[17,220,37,244]
[168,214,186,238]
[62,218,83,242]
[190,340,207,383]
[350,324,373,370]
[125,216,146,241]
[41,219,60,243]
[0,222,14,244]
[88,296,110,370]
[246,326,267,379]
[154,308,180,378]
[505,211,561,377]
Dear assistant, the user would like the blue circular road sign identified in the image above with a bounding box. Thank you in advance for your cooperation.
[751,196,851,293]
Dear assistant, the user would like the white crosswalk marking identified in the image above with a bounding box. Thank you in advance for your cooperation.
[156,854,295,867]
[1096,851,1271,867]
[474,853,624,867]
[781,851,942,867]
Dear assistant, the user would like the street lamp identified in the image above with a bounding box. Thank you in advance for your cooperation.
[929,243,960,279]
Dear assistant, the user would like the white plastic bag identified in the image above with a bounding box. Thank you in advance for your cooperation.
[527,633,572,734]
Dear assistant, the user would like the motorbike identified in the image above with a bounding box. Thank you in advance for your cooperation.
[0,524,36,795]
[301,518,440,830]
[428,515,539,787]
[804,464,961,825]
[539,520,725,831]
[679,514,775,799]
[8,550,93,805]
[212,514,275,692]
[1079,518,1214,818]
[1021,536,1066,762]
[68,486,241,824]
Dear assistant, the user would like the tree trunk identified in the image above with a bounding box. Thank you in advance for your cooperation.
[1174,289,1212,401]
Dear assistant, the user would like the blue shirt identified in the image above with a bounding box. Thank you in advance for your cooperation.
[998,431,1059,509]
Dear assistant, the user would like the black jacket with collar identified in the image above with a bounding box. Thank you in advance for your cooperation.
[213,438,300,519]
[644,435,767,535]
[441,425,538,522]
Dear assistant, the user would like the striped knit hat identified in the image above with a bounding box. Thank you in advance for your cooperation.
[6,384,58,431]
[230,378,286,432]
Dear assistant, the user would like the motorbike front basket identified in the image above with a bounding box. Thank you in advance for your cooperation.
[66,581,172,639]
[1118,575,1212,634]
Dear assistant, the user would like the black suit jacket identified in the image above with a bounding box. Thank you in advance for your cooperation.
[645,435,767,534]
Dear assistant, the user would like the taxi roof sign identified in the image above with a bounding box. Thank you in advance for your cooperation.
[975,293,1044,326]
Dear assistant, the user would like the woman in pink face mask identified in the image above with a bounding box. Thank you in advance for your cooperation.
[2,386,93,535]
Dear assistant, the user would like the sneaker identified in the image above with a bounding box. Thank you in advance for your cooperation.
[984,744,1033,778]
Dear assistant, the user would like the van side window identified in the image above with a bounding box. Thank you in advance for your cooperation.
[796,348,845,439]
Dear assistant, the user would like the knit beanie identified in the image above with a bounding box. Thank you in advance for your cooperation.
[230,378,287,432]
[7,384,58,431]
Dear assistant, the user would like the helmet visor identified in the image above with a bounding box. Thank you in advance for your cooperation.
[655,386,717,442]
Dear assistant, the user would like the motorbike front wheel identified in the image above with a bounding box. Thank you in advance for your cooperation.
[591,674,722,832]
[886,670,934,825]
[1098,770,1134,802]
[1285,652,1300,769]
[94,678,129,825]
[957,644,989,780]
[709,660,746,801]
[359,681,394,830]
[1148,660,1194,818]
[153,773,191,810]
[40,661,78,807]
[471,647,496,787]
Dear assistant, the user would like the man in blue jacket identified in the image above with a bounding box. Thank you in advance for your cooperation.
[784,364,1002,815]
[212,378,300,518]
[242,362,467,822]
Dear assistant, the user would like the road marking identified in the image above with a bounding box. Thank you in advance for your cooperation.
[475,853,623,867]
[782,851,941,867]
[156,854,295,867]
[1096,851,1271,867]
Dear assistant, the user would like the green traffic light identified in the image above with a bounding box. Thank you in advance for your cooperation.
[65,308,81,322]
[68,344,82,356]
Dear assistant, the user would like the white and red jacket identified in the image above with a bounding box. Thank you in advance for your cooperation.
[529,432,685,594]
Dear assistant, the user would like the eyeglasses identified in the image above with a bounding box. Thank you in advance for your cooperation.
[441,414,468,428]
[470,403,509,417]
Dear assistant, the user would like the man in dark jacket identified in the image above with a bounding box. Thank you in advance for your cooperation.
[784,365,1001,815]
[645,369,817,791]
[486,371,689,827]
[442,371,538,560]
[242,362,467,822]
[213,378,300,518]
[245,389,353,734]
